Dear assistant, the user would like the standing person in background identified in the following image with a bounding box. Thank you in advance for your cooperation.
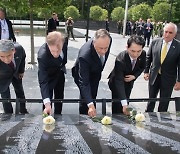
[72,29,111,117]
[47,13,59,34]
[144,22,180,112]
[144,19,153,47]
[38,31,68,115]
[0,8,16,42]
[0,40,28,113]
[66,17,75,40]
[136,18,144,36]
[105,19,110,32]
[117,20,122,34]
[108,36,146,114]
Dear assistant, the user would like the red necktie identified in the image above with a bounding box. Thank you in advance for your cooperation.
[8,61,14,70]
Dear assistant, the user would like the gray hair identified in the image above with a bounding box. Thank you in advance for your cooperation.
[164,22,178,34]
[46,31,64,45]
[0,39,14,52]
[93,29,111,41]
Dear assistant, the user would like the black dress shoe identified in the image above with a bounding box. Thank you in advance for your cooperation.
[20,109,29,114]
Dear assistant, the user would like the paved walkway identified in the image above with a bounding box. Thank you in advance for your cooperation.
[0,28,178,114]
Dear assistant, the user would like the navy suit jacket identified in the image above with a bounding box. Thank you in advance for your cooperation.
[0,18,16,42]
[72,38,112,104]
[144,23,153,35]
[108,50,146,100]
[0,43,26,93]
[144,38,180,87]
[37,38,68,100]
[47,18,59,33]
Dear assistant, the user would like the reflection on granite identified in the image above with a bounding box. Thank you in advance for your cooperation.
[0,113,180,154]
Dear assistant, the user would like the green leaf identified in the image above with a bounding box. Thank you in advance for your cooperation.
[91,116,103,123]
[42,112,48,118]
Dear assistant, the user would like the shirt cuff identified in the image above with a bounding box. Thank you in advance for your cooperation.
[43,98,51,105]
[121,99,128,106]
[87,102,94,107]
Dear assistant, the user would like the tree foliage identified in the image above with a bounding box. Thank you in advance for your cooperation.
[64,5,80,20]
[130,3,152,21]
[111,7,125,21]
[100,9,108,21]
[152,2,173,22]
[90,5,103,21]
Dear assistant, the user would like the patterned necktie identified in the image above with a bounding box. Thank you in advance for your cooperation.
[8,61,14,70]
[100,56,104,65]
[131,59,136,70]
[161,43,168,64]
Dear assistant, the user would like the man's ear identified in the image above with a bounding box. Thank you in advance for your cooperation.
[13,49,16,54]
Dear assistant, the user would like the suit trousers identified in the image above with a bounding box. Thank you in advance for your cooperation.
[144,33,151,46]
[1,77,26,113]
[43,71,65,114]
[146,74,174,112]
[112,82,133,114]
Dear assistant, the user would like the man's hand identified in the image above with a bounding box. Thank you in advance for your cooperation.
[88,104,96,118]
[124,75,135,82]
[44,103,52,115]
[174,82,180,91]
[122,105,129,115]
[144,73,149,81]
[19,73,24,79]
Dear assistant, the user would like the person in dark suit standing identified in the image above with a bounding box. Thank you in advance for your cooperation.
[0,40,28,113]
[0,8,16,42]
[108,35,146,114]
[144,22,180,112]
[144,19,153,47]
[47,13,59,34]
[72,29,111,117]
[38,31,68,115]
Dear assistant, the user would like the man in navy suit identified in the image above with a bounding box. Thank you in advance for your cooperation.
[72,29,111,117]
[144,22,180,112]
[0,40,28,113]
[47,13,59,34]
[0,8,16,42]
[144,19,153,47]
[38,31,68,115]
[108,35,146,114]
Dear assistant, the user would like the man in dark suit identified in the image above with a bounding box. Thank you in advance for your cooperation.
[72,29,111,117]
[144,22,180,112]
[38,31,68,115]
[0,40,28,113]
[108,35,146,114]
[0,8,16,42]
[47,13,59,34]
[144,19,153,47]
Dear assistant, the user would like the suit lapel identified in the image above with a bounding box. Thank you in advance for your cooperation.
[158,39,163,63]
[165,39,176,60]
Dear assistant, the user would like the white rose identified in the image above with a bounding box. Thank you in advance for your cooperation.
[43,116,55,125]
[101,116,112,125]
[43,124,55,133]
[135,113,145,122]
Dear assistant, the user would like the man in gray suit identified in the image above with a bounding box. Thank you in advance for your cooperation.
[144,22,180,112]
[0,40,28,113]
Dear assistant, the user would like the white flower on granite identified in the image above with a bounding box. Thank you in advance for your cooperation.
[135,113,145,122]
[43,116,55,125]
[43,124,55,133]
[101,116,112,125]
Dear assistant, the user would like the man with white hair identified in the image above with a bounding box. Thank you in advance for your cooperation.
[0,39,27,113]
[144,22,180,112]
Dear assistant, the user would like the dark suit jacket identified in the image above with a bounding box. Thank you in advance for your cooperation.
[0,43,26,93]
[108,50,146,100]
[72,39,112,104]
[144,23,153,35]
[47,18,59,33]
[37,38,68,100]
[0,18,16,42]
[144,38,180,87]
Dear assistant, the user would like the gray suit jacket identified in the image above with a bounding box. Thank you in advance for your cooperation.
[0,43,26,93]
[144,38,180,87]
